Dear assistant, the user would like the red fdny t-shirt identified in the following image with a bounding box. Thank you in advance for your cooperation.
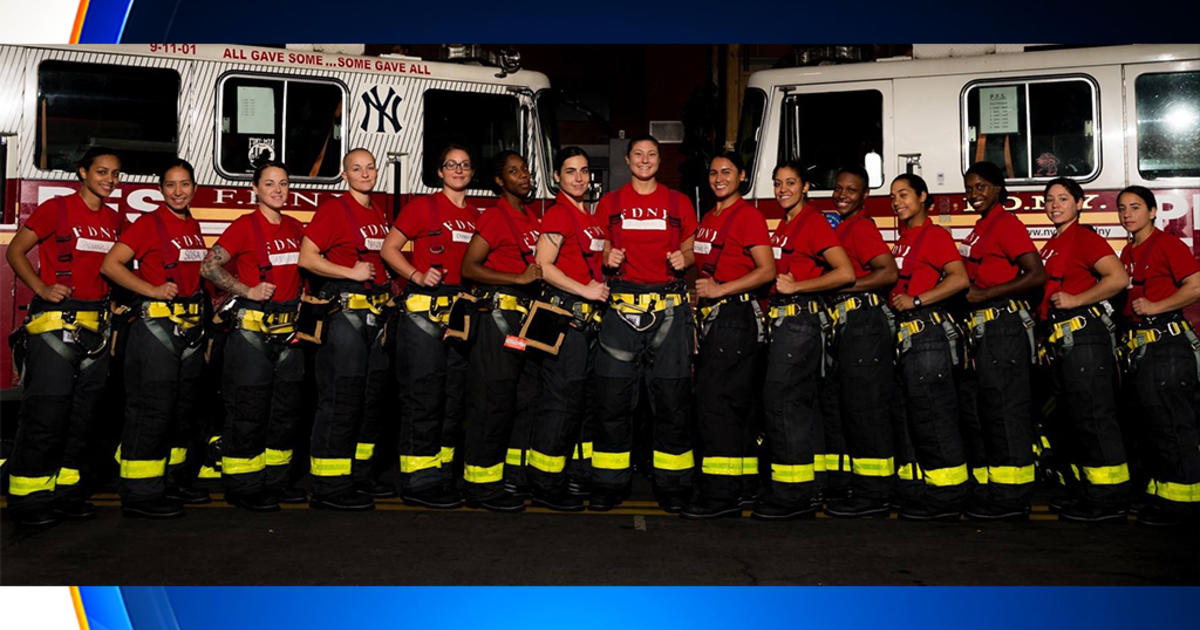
[304,194,390,287]
[118,206,206,297]
[693,199,771,284]
[1037,221,1115,319]
[1120,229,1200,321]
[216,210,305,303]
[393,192,478,286]
[960,205,1037,289]
[596,182,697,285]
[540,191,608,285]
[25,193,122,301]
[891,220,960,300]
[771,204,839,285]
[474,196,540,275]
[834,210,890,279]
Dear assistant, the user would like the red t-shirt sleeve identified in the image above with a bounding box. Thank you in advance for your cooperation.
[998,213,1037,261]
[393,198,430,239]
[117,214,155,259]
[539,206,571,237]
[25,200,57,241]
[303,205,340,252]
[1161,236,1200,284]
[215,216,246,259]
[474,208,508,249]
[676,193,698,239]
[737,208,771,249]
[853,219,889,262]
[925,226,961,270]
[807,216,839,256]
[1077,228,1115,268]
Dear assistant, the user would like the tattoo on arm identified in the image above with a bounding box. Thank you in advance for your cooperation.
[546,233,564,247]
[200,245,252,297]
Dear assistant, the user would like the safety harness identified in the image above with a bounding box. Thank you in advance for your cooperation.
[1123,312,1200,379]
[896,307,963,367]
[964,298,1037,365]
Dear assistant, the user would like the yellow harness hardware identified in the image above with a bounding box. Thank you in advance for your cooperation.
[142,300,203,330]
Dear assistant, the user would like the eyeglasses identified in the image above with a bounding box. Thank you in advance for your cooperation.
[442,161,472,171]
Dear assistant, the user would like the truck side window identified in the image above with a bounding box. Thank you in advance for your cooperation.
[963,77,1099,183]
[778,90,883,190]
[217,74,344,181]
[421,90,521,190]
[1135,71,1200,179]
[36,60,179,175]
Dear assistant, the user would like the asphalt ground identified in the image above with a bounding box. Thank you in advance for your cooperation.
[3,478,1197,585]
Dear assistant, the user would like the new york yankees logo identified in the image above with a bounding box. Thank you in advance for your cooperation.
[360,86,403,133]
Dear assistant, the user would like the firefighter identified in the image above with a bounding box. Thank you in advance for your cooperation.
[886,173,972,520]
[381,144,478,509]
[4,147,122,527]
[199,160,306,511]
[1035,177,1132,522]
[1116,186,1200,527]
[682,151,775,519]
[593,135,699,513]
[958,161,1046,521]
[298,148,393,511]
[752,160,854,521]
[457,151,542,512]
[823,165,900,518]
[99,158,209,517]
[528,147,610,511]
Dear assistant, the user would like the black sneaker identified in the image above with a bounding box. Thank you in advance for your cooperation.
[898,503,961,521]
[357,480,398,499]
[588,489,622,512]
[165,485,211,505]
[227,490,281,512]
[531,490,586,512]
[1136,505,1183,527]
[402,485,465,509]
[751,498,816,521]
[122,498,185,519]
[655,492,689,514]
[15,507,62,528]
[473,492,526,513]
[272,486,308,504]
[53,500,97,521]
[310,491,375,512]
[824,497,891,518]
[1058,503,1126,523]
[681,497,742,520]
[964,503,1029,521]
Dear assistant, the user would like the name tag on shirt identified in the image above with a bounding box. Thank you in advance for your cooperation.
[178,249,207,263]
[772,246,782,260]
[75,238,114,253]
[957,243,973,258]
[623,218,666,231]
[895,256,906,270]
[364,237,384,251]
[693,241,713,255]
[452,230,473,243]
[590,238,607,252]
[269,252,300,266]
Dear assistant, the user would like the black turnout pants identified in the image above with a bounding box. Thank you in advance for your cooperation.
[762,308,825,508]
[1130,332,1200,517]
[221,327,304,496]
[832,304,895,502]
[528,308,598,495]
[118,317,204,503]
[309,307,389,498]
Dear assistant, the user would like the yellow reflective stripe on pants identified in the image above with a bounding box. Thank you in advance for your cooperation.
[971,467,988,484]
[440,447,455,464]
[989,464,1036,485]
[505,448,524,467]
[464,462,504,484]
[400,454,442,474]
[355,443,375,461]
[169,448,188,466]
[701,457,758,476]
[309,457,352,477]
[652,450,694,471]
[851,457,895,477]
[592,451,631,470]
[897,462,921,481]
[265,449,292,467]
[924,464,968,487]
[121,458,167,480]
[528,449,566,474]
[9,474,55,496]
[819,454,843,472]
[572,442,593,460]
[1146,478,1200,503]
[197,466,221,479]
[57,467,81,487]
[771,463,815,484]
[223,453,266,475]
[1082,463,1130,485]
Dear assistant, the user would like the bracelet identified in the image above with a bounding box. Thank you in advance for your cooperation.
[409,270,418,282]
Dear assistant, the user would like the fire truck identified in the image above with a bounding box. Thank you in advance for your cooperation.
[735,44,1199,310]
[0,43,559,393]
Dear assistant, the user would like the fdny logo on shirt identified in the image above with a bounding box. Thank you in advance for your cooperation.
[958,230,979,259]
[583,225,607,252]
[522,230,541,255]
[891,242,910,271]
[172,234,208,262]
[72,225,119,253]
[693,226,720,254]
[360,223,388,251]
[621,206,669,231]
[444,218,475,244]
[267,237,301,266]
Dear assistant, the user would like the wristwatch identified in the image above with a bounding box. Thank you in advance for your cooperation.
[912,296,923,308]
